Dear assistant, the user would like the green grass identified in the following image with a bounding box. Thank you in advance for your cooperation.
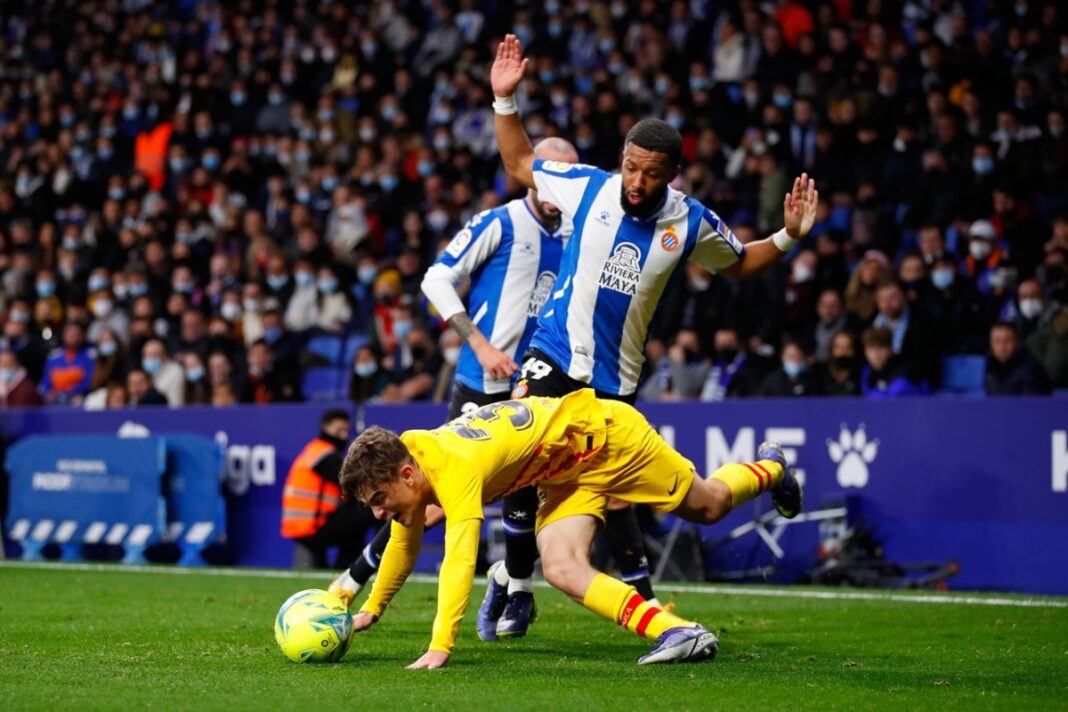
[1,564,1066,710]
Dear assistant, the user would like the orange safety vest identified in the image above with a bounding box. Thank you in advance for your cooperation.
[280,438,344,539]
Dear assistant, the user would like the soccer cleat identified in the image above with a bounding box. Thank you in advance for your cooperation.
[757,440,803,519]
[637,625,719,665]
[327,570,361,608]
[496,591,537,638]
[477,561,509,641]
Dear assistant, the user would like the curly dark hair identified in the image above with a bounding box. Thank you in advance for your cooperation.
[339,426,411,504]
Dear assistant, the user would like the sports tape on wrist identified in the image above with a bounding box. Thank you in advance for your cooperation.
[772,227,799,253]
[492,95,518,116]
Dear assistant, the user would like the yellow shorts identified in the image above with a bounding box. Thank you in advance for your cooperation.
[535,400,697,533]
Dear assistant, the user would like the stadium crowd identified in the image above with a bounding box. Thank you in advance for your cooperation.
[0,0,1067,410]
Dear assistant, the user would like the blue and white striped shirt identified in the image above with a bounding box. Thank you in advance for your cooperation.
[422,198,567,394]
[529,158,745,396]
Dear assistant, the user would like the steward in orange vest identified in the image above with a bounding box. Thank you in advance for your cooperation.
[281,409,376,568]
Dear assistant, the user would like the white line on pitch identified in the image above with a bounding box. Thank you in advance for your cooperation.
[1,560,1065,609]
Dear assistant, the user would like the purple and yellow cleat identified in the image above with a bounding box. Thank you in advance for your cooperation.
[757,440,803,519]
[476,561,509,641]
[637,625,719,665]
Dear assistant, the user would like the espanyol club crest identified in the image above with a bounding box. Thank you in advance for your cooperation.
[660,225,679,252]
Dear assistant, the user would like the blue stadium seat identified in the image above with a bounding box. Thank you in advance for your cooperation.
[305,334,343,365]
[938,355,987,396]
[301,367,341,401]
[342,333,371,366]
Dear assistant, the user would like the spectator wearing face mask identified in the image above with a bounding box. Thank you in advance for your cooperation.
[349,344,393,404]
[1001,278,1055,339]
[284,261,319,332]
[141,338,185,406]
[380,324,441,403]
[261,306,300,374]
[664,329,712,400]
[0,347,42,408]
[176,351,209,405]
[815,330,861,396]
[87,288,129,344]
[4,299,45,381]
[311,266,352,333]
[985,322,1050,396]
[757,337,821,396]
[784,249,820,333]
[962,220,1006,292]
[88,327,125,394]
[922,256,993,355]
[699,328,770,401]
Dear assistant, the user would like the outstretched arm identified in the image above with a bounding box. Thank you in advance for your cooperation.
[722,174,818,280]
[407,517,482,669]
[490,34,536,189]
[356,511,426,629]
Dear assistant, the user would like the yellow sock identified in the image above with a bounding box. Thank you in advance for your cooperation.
[581,573,696,640]
[710,460,783,507]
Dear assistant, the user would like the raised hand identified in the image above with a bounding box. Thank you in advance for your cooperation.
[783,173,818,239]
[490,34,529,98]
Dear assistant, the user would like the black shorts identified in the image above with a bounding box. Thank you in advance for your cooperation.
[447,380,512,420]
[512,348,637,405]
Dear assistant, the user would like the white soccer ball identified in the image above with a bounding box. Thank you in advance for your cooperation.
[274,589,353,663]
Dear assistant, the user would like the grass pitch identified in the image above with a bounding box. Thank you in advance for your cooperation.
[1,563,1066,710]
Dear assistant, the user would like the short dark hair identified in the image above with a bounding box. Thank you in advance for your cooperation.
[624,119,682,167]
[862,326,893,349]
[339,426,411,503]
[990,321,1019,338]
[321,408,350,428]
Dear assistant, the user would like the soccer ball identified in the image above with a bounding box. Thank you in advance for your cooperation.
[274,589,353,663]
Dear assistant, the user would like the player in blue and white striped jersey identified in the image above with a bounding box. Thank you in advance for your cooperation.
[420,139,575,418]
[328,139,579,639]
[490,34,818,601]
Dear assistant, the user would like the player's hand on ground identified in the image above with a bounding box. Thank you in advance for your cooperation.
[407,650,450,670]
[352,611,377,632]
[783,173,818,239]
[475,342,519,380]
[491,34,529,97]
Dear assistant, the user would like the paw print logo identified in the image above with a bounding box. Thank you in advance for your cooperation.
[827,424,879,488]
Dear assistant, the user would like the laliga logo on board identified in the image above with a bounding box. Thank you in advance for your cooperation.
[660,225,679,252]
[827,424,879,488]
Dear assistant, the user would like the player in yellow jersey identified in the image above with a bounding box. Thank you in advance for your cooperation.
[340,390,802,668]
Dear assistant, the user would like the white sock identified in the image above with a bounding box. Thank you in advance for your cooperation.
[647,597,661,608]
[492,561,510,587]
[508,577,533,595]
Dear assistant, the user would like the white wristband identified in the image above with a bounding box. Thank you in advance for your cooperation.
[492,94,518,116]
[772,228,799,253]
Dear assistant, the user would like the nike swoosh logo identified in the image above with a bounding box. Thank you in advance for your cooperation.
[667,473,680,496]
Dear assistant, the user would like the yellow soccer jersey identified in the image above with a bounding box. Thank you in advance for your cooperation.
[408,389,608,516]
[360,389,608,654]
